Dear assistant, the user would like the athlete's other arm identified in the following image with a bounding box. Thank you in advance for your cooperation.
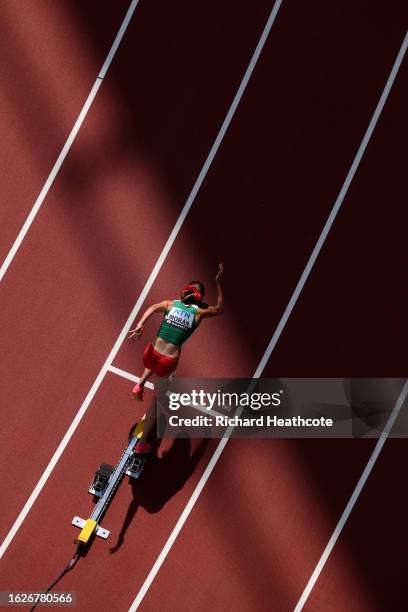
[128,300,171,341]
[197,263,224,321]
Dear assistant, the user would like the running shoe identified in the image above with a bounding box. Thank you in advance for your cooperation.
[132,383,144,401]
[134,441,151,454]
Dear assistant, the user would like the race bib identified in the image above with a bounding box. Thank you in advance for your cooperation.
[165,306,195,329]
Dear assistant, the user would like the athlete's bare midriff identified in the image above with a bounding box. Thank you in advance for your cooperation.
[155,310,202,358]
[154,336,181,359]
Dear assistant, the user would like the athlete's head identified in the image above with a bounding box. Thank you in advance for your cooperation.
[181,281,205,305]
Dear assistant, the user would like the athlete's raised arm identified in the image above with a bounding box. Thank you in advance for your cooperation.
[128,300,171,341]
[197,263,224,321]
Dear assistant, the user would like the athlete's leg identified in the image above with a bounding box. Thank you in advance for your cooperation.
[132,368,153,401]
[138,367,154,387]
[134,373,174,453]
[136,398,157,447]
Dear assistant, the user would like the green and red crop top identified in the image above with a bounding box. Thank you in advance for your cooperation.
[157,300,199,346]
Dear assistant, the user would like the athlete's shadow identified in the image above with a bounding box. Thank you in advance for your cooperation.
[109,429,209,553]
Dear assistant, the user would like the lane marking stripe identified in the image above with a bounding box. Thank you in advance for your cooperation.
[108,365,225,417]
[0,0,140,283]
[255,30,408,379]
[128,29,408,611]
[294,379,408,611]
[107,365,154,389]
[293,31,408,610]
[0,0,282,560]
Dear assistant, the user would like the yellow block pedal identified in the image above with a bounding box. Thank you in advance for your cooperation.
[72,516,110,541]
[133,415,146,439]
[77,518,97,544]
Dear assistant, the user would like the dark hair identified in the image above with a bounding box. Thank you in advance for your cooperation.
[188,281,205,298]
[181,280,205,305]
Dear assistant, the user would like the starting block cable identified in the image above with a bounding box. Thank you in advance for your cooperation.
[29,545,82,612]
[29,418,147,610]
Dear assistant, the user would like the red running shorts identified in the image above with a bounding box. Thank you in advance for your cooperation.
[143,342,179,377]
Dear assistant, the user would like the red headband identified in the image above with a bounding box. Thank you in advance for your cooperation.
[183,284,202,300]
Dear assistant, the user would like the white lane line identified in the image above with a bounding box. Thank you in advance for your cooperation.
[255,30,408,378]
[294,379,408,611]
[107,365,154,390]
[183,403,226,420]
[127,30,408,612]
[0,0,282,561]
[0,0,140,283]
[107,365,227,418]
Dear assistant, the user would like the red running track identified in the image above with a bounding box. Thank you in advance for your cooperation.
[0,1,407,611]
[0,0,130,266]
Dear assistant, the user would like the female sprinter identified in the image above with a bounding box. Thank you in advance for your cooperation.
[128,263,224,453]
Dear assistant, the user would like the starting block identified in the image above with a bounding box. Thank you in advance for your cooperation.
[88,463,115,497]
[126,454,147,479]
[72,418,148,545]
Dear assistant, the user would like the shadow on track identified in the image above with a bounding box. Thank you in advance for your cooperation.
[109,425,210,554]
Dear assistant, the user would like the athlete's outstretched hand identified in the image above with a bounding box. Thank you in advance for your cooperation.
[216,262,224,282]
[128,323,143,341]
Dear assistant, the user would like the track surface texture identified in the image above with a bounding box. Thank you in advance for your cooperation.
[0,1,407,611]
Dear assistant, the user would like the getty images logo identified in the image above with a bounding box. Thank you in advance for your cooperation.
[168,389,283,411]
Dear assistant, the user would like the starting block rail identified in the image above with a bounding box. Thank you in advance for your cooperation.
[72,418,147,545]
